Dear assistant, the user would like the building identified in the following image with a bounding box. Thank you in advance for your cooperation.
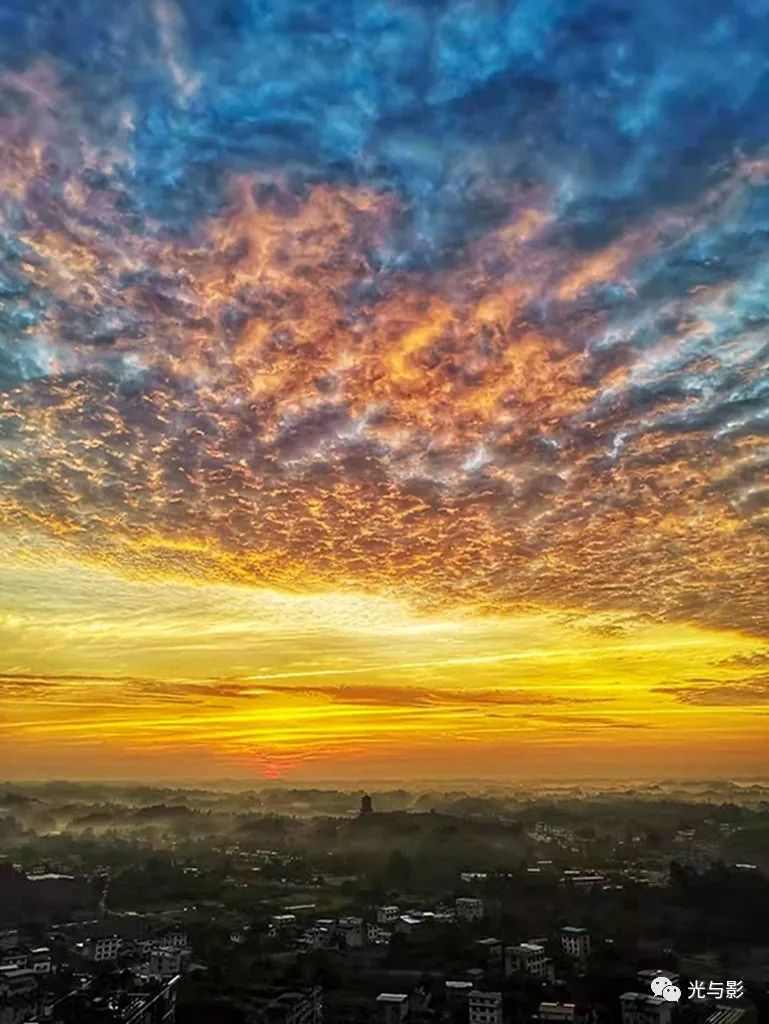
[705,1010,755,1024]
[366,923,392,946]
[124,976,180,1024]
[157,931,188,950]
[570,875,606,891]
[28,947,52,974]
[360,794,373,815]
[456,897,484,922]
[376,993,409,1024]
[505,942,554,981]
[137,931,190,956]
[272,914,297,927]
[148,946,186,979]
[261,987,323,1024]
[301,921,335,950]
[560,927,590,959]
[469,991,503,1024]
[446,981,474,996]
[637,970,679,990]
[0,966,41,1021]
[538,1004,577,1023]
[0,949,27,969]
[376,905,400,924]
[81,934,123,961]
[269,914,297,937]
[476,937,503,966]
[395,914,424,935]
[35,975,180,1024]
[337,916,364,948]
[620,993,673,1024]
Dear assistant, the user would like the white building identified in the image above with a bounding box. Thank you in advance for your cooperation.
[137,930,190,955]
[395,914,423,935]
[446,980,474,996]
[505,942,553,980]
[456,897,484,922]
[28,947,52,974]
[148,946,186,978]
[81,935,122,962]
[269,913,297,935]
[469,991,503,1024]
[620,993,673,1024]
[539,1003,576,1023]
[377,992,409,1024]
[560,927,590,959]
[159,930,188,950]
[337,916,364,948]
[376,905,400,924]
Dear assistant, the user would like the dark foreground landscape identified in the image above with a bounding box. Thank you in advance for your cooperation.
[0,779,767,1023]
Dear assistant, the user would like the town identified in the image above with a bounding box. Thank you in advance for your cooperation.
[0,781,767,1023]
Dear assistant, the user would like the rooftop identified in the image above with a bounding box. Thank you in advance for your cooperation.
[705,1011,751,1024]
[620,993,665,1006]
[27,873,76,881]
[539,1003,576,1018]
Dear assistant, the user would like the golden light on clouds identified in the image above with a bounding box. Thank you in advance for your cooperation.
[2,541,767,780]
[1,36,769,781]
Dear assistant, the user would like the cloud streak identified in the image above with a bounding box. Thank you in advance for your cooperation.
[654,675,769,706]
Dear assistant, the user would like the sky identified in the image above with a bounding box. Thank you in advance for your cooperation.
[1,0,768,782]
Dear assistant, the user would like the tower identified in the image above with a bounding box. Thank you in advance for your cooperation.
[360,793,373,815]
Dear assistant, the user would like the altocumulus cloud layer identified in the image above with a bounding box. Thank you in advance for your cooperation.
[1,0,769,638]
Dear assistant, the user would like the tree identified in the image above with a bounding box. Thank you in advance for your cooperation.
[386,849,412,889]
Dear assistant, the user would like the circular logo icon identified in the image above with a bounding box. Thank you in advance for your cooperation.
[650,977,671,996]
[662,985,681,1003]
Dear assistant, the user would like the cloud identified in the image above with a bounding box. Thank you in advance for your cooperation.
[653,675,769,706]
[718,652,769,669]
[0,671,615,711]
[0,0,767,647]
[242,682,614,710]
